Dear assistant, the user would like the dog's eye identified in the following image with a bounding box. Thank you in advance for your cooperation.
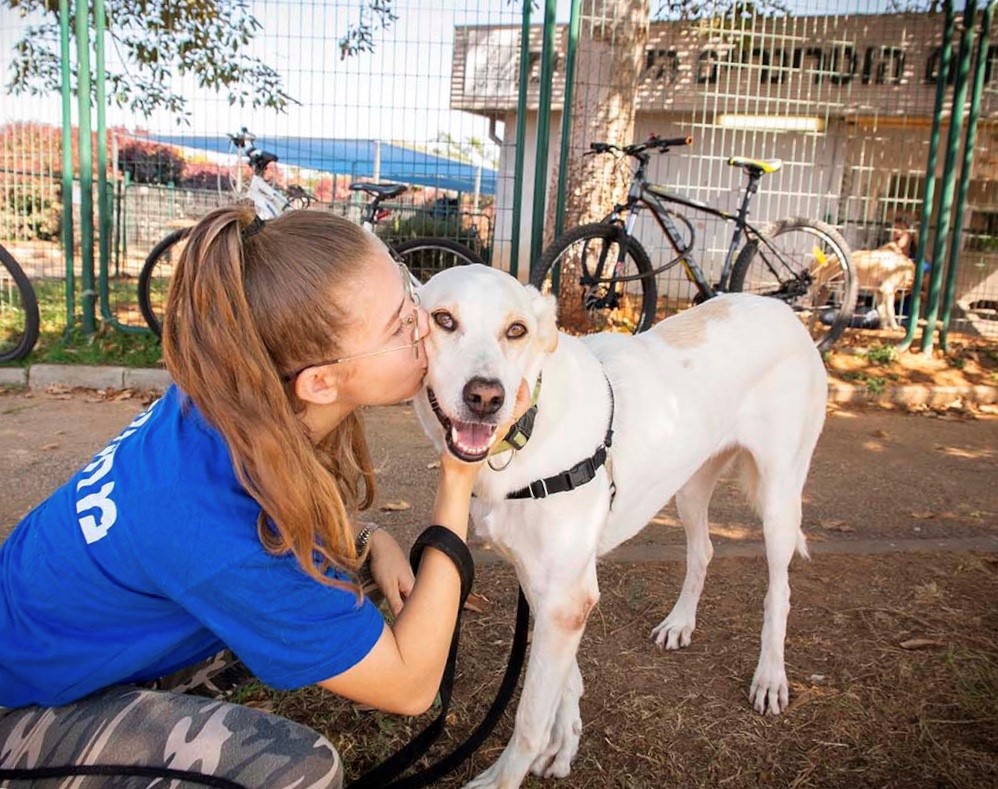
[433,311,457,331]
[506,322,528,340]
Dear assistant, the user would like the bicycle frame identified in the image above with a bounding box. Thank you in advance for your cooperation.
[246,175,288,220]
[608,159,770,298]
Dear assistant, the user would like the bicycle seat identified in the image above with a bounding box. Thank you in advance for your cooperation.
[248,149,279,166]
[728,156,783,175]
[350,182,407,199]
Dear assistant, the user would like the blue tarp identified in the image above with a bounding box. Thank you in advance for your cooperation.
[145,134,496,195]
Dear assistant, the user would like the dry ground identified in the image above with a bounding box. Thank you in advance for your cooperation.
[1,387,996,788]
[823,332,998,393]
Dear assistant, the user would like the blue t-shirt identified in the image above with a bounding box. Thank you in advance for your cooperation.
[0,385,384,707]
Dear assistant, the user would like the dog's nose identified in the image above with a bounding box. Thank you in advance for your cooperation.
[463,377,505,418]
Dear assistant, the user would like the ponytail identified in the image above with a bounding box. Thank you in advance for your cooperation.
[163,203,378,589]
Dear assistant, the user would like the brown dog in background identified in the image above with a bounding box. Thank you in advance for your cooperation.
[851,220,917,331]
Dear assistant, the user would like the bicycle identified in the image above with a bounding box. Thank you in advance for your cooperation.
[0,242,40,363]
[138,128,485,337]
[532,135,858,351]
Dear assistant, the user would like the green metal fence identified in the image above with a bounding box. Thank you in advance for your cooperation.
[1,0,997,350]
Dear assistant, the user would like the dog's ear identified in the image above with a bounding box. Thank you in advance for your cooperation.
[526,284,559,353]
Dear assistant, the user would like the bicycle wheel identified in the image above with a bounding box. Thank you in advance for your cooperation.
[730,217,857,351]
[532,222,657,335]
[392,237,485,284]
[139,227,191,338]
[0,244,40,363]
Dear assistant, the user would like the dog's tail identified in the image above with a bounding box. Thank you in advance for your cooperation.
[737,451,810,560]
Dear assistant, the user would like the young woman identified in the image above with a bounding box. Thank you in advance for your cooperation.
[0,203,526,788]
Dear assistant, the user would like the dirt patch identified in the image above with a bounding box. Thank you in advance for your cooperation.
[1,390,997,787]
[823,332,998,395]
[257,552,998,788]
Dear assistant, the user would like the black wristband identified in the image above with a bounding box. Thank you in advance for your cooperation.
[409,525,475,606]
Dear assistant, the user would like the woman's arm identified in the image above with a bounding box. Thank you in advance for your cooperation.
[318,381,530,715]
[318,458,477,714]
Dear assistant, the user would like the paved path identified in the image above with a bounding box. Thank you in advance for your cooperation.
[2,389,995,557]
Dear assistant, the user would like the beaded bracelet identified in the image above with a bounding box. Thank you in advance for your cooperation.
[355,523,383,552]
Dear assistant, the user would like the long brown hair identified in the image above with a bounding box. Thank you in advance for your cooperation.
[162,202,378,589]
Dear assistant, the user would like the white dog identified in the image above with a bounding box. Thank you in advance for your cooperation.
[413,265,827,788]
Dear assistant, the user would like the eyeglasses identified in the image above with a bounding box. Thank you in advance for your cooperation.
[282,259,422,383]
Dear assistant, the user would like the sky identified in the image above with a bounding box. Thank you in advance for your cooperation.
[0,0,565,151]
[0,0,908,152]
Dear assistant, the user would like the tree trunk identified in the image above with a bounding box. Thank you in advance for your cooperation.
[539,0,649,334]
[553,0,650,235]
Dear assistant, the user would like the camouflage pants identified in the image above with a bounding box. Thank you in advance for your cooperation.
[0,679,342,789]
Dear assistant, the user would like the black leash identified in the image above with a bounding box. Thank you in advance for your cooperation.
[347,527,529,788]
[0,526,531,789]
[0,764,245,788]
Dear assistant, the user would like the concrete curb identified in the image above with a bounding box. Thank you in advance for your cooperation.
[3,364,173,393]
[827,381,998,408]
[2,365,997,409]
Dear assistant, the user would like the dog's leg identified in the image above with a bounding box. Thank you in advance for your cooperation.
[750,473,805,715]
[528,659,583,779]
[465,562,599,789]
[651,449,734,650]
[882,284,900,330]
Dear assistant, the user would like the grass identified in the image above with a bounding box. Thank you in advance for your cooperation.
[863,343,899,366]
[1,278,163,370]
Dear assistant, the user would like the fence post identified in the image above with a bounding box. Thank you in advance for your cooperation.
[940,0,996,351]
[554,0,581,241]
[59,0,75,333]
[509,0,532,280]
[528,0,558,273]
[73,0,97,335]
[920,0,977,354]
[899,0,955,353]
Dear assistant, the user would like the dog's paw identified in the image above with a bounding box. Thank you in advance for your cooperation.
[651,613,696,650]
[750,667,789,715]
[464,752,524,789]
[463,762,506,789]
[529,710,582,778]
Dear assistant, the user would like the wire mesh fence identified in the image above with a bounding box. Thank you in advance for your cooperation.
[1,0,997,345]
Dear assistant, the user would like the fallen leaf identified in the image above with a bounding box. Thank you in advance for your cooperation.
[114,390,135,401]
[243,699,276,713]
[379,500,411,512]
[426,460,441,469]
[910,511,936,520]
[41,443,60,451]
[899,638,945,650]
[463,592,492,614]
[871,429,890,438]
[820,519,853,532]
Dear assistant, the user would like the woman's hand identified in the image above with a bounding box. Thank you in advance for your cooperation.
[367,528,415,616]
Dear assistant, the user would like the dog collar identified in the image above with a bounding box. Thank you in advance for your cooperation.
[506,375,615,501]
[490,374,543,456]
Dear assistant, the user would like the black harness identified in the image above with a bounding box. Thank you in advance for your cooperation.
[506,376,615,501]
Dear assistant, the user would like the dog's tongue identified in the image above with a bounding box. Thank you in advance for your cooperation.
[451,420,496,455]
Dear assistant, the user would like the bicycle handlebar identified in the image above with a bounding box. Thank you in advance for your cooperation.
[228,127,257,149]
[589,135,693,158]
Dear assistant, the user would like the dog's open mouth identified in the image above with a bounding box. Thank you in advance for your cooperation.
[427,388,499,462]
